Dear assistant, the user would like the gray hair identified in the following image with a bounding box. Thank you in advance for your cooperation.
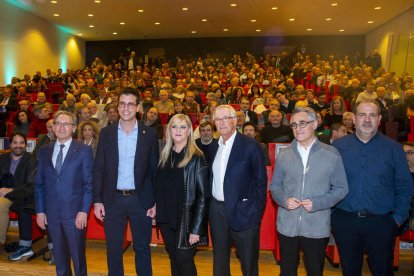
[212,105,237,121]
[291,107,317,122]
[53,110,78,126]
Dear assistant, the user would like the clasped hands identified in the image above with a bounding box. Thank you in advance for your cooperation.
[286,197,313,212]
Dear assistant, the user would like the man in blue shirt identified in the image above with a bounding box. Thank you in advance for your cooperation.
[93,88,159,276]
[332,99,414,275]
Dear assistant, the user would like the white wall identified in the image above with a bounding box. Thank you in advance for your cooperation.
[0,1,85,86]
[365,7,414,75]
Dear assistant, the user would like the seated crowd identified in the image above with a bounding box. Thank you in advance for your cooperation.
[0,50,413,275]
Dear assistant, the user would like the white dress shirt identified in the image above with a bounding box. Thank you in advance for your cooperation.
[52,138,73,167]
[212,130,237,201]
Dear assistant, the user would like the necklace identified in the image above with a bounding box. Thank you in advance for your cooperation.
[170,150,176,167]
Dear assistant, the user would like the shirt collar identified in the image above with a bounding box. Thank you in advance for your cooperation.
[118,119,138,130]
[218,130,237,146]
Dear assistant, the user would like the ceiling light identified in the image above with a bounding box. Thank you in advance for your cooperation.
[155,22,160,25]
[53,13,59,17]
[223,28,228,31]
[326,18,332,21]
[113,32,117,35]
[138,9,144,13]
[78,33,83,36]
[182,7,188,11]
[251,19,256,22]
[89,25,94,28]
[289,18,295,22]
[331,3,338,6]
[94,0,101,3]
[256,29,261,32]
[374,6,381,10]
[88,14,94,17]
[191,31,197,34]
[271,7,278,10]
[339,29,345,32]
[120,22,125,25]
[230,3,237,7]
[307,28,312,31]
[368,21,374,24]
[202,19,207,22]
[51,1,58,3]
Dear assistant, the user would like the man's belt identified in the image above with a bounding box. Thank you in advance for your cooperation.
[116,189,136,196]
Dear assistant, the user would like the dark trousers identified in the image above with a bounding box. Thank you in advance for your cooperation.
[278,233,328,276]
[159,224,197,276]
[48,217,87,276]
[209,198,260,276]
[18,209,32,242]
[331,209,398,276]
[104,193,152,276]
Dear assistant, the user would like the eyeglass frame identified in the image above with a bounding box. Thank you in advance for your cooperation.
[290,120,315,130]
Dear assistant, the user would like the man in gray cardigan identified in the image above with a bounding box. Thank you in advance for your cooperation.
[270,107,348,276]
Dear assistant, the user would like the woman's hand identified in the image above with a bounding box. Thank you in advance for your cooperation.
[189,234,200,245]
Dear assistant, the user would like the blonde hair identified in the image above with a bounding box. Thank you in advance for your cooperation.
[159,114,203,168]
[77,120,99,140]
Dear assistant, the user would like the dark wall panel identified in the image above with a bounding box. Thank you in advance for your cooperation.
[85,35,365,66]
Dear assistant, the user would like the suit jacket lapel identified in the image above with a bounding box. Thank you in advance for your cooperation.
[135,121,146,165]
[60,141,77,173]
[47,142,55,172]
[225,132,240,177]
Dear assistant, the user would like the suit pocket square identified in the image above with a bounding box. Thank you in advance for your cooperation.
[242,198,248,201]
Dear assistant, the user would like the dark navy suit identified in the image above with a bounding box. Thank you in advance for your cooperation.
[209,132,267,276]
[93,121,159,276]
[35,140,93,276]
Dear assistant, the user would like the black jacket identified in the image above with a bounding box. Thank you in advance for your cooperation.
[0,152,37,212]
[177,154,210,249]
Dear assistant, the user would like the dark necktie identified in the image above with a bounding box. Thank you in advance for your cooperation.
[55,144,65,174]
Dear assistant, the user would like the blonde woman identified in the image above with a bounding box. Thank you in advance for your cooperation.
[77,121,99,157]
[156,114,209,276]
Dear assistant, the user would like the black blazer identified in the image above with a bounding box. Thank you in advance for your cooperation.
[93,121,159,209]
[0,96,18,113]
[209,132,267,231]
[0,152,37,212]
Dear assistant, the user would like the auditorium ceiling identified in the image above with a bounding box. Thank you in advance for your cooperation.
[10,0,414,40]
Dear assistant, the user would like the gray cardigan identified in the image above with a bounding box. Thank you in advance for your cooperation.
[270,139,348,238]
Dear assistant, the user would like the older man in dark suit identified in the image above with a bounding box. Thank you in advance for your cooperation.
[209,105,267,276]
[93,88,159,276]
[35,111,93,276]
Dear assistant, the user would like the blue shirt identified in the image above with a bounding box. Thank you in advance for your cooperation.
[117,120,138,190]
[333,133,414,224]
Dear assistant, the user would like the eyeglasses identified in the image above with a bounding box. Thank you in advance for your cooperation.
[214,116,235,123]
[119,102,137,109]
[171,125,188,130]
[405,151,414,156]
[290,120,315,129]
[54,122,74,128]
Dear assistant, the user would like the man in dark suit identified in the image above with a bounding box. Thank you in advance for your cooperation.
[0,132,37,257]
[209,105,267,276]
[35,111,93,276]
[93,88,159,276]
[240,97,258,125]
[0,87,18,120]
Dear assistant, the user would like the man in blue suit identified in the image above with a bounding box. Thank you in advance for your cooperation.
[35,110,93,276]
[209,105,267,276]
[93,88,159,276]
